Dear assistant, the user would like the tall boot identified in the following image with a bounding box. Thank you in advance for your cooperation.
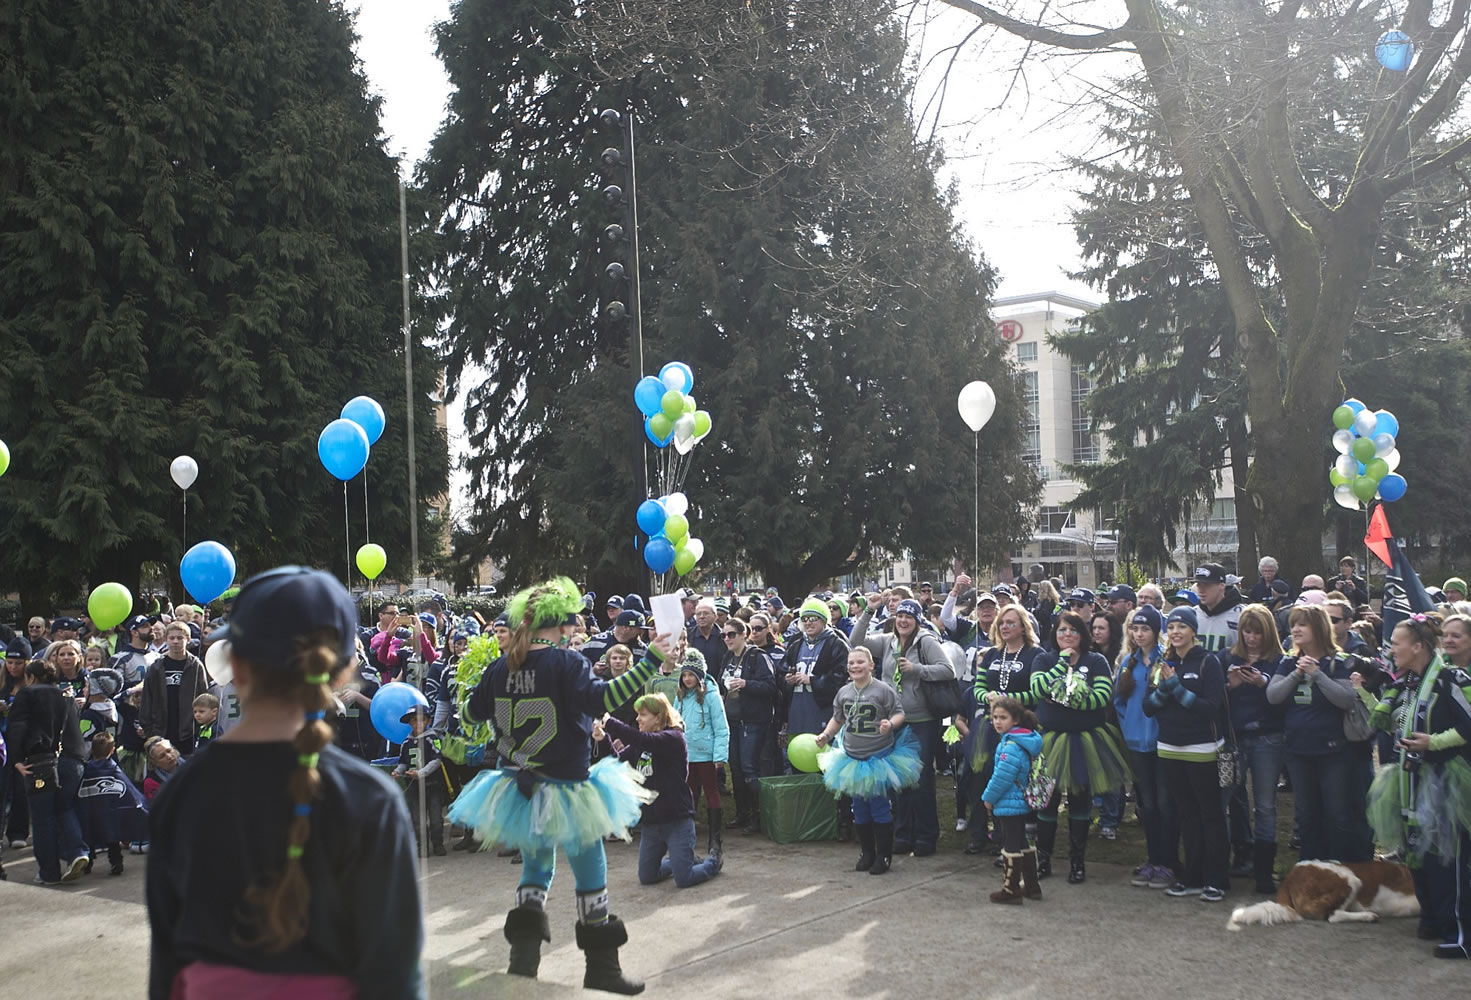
[1020,847,1043,900]
[989,851,1025,904]
[1253,840,1278,895]
[837,795,854,842]
[742,780,762,834]
[504,906,551,978]
[1035,819,1057,879]
[1231,842,1253,878]
[706,808,724,861]
[727,778,750,829]
[576,916,644,995]
[869,822,894,875]
[854,823,876,872]
[1067,818,1090,884]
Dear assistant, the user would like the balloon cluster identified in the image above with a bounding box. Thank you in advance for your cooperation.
[635,362,711,454]
[1329,398,1407,509]
[637,491,704,576]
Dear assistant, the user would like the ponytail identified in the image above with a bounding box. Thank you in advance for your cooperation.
[236,631,341,954]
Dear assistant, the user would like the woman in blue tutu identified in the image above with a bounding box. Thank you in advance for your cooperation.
[450,577,671,995]
[814,646,920,875]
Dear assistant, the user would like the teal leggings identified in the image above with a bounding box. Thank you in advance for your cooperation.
[519,839,609,895]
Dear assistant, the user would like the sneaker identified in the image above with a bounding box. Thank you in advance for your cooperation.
[1099,826,1117,841]
[31,875,60,886]
[1200,886,1226,903]
[955,818,968,833]
[1130,864,1152,887]
[1165,882,1203,897]
[129,842,149,855]
[1149,867,1175,890]
[61,857,89,883]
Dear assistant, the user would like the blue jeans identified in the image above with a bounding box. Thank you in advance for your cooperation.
[637,817,717,888]
[29,757,86,882]
[1128,749,1175,868]
[1097,786,1125,829]
[1237,729,1284,843]
[852,794,892,824]
[894,719,940,851]
[1286,749,1364,863]
[737,722,770,787]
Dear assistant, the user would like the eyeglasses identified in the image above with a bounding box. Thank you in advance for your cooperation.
[1328,616,1347,624]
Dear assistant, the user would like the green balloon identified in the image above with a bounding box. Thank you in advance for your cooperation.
[356,543,387,580]
[1351,437,1376,463]
[1352,475,1379,502]
[664,513,689,543]
[1364,458,1389,481]
[1328,468,1348,487]
[0,438,8,477]
[661,389,685,419]
[673,547,697,576]
[88,582,134,631]
[649,412,674,439]
[1332,405,1355,431]
[683,394,697,414]
[692,410,712,440]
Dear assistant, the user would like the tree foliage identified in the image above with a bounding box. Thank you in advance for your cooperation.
[423,0,1040,599]
[0,0,448,612]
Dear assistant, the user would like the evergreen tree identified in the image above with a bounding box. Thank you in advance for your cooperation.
[0,0,448,612]
[424,0,1039,598]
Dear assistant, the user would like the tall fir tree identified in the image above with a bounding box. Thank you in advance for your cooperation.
[0,0,448,612]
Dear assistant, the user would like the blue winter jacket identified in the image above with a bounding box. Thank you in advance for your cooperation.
[981,727,1043,817]
[1114,646,1163,753]
[675,675,730,764]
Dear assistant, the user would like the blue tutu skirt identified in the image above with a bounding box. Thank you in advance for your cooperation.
[447,757,654,854]
[818,727,923,798]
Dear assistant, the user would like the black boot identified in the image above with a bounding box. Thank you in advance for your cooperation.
[108,842,125,876]
[854,823,876,871]
[576,916,645,995]
[1231,843,1253,878]
[1067,818,1089,884]
[505,906,551,978]
[742,780,762,834]
[727,779,750,829]
[1035,819,1057,879]
[706,808,723,861]
[869,822,894,875]
[837,796,854,842]
[1253,840,1278,895]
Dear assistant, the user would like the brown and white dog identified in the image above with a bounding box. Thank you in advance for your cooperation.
[1228,859,1420,930]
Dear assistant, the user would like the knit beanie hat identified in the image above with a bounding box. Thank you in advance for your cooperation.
[1165,606,1198,633]
[798,598,831,621]
[1129,605,1164,635]
[679,648,708,681]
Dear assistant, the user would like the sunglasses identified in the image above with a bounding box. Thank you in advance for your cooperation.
[751,625,767,632]
[722,631,741,638]
[1329,616,1347,624]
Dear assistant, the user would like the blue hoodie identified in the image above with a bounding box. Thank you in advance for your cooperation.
[1114,645,1162,753]
[981,727,1044,817]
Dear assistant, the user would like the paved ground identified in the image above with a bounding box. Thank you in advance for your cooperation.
[0,832,1463,998]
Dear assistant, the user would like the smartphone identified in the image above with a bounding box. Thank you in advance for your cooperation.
[398,614,415,627]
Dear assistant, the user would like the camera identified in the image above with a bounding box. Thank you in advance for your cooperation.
[1344,652,1389,694]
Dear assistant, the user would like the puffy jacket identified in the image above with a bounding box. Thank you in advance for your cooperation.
[675,675,729,764]
[981,727,1042,817]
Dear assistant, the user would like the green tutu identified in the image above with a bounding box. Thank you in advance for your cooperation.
[1367,756,1471,865]
[1039,725,1132,796]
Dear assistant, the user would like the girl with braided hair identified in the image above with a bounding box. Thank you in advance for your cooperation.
[146,567,421,1000]
[449,577,673,995]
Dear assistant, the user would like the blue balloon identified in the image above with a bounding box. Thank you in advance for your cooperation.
[1373,410,1399,439]
[1357,461,1367,475]
[634,376,665,418]
[1342,398,1366,415]
[370,682,429,744]
[1376,30,1413,72]
[1378,472,1408,502]
[660,361,694,394]
[341,396,386,445]
[636,499,667,535]
[644,417,673,448]
[180,541,236,604]
[318,418,370,480]
[644,537,676,574]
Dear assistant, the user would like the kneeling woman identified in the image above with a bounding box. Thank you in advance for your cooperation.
[451,578,670,995]
[599,693,723,889]
[814,646,919,875]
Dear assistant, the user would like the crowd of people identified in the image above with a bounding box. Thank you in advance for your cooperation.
[2,555,1470,995]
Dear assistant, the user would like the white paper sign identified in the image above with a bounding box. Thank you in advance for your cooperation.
[649,594,685,641]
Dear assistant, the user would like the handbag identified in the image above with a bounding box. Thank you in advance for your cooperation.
[1343,690,1376,742]
[1023,749,1057,811]
[1215,675,1243,789]
[906,633,966,718]
[24,751,59,795]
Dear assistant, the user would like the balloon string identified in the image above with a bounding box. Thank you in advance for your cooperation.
[343,482,351,592]
[363,474,370,545]
[974,431,980,577]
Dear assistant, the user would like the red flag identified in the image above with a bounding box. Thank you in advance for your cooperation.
[1365,504,1392,568]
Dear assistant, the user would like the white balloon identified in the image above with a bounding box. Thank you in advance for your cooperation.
[205,639,233,686]
[673,431,695,455]
[1333,484,1359,510]
[1372,432,1395,457]
[1331,429,1354,455]
[1385,448,1401,472]
[664,492,689,517]
[1334,454,1358,478]
[170,455,199,491]
[661,369,684,392]
[957,380,997,433]
[684,538,704,562]
[1353,408,1378,437]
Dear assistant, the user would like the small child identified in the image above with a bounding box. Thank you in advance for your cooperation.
[392,705,453,856]
[79,667,125,744]
[813,646,920,876]
[78,732,149,876]
[116,688,148,786]
[980,696,1044,904]
[192,692,219,750]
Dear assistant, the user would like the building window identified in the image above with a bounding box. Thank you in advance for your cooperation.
[1070,364,1099,463]
[1021,371,1041,467]
[1040,538,1078,558]
[1038,506,1071,535]
[1016,342,1038,362]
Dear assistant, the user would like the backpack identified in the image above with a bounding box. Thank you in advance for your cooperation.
[1020,744,1056,811]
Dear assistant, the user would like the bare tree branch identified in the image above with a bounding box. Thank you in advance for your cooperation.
[937,0,1135,51]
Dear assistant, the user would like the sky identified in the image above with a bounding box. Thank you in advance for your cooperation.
[349,0,1125,505]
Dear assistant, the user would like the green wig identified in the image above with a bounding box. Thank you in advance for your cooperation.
[505,577,585,632]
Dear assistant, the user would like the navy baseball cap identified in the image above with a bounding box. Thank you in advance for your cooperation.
[211,566,357,670]
[615,610,645,628]
[1106,584,1137,604]
[1067,588,1095,605]
[605,595,624,609]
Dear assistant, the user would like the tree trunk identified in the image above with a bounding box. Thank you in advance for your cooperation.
[1227,414,1258,582]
